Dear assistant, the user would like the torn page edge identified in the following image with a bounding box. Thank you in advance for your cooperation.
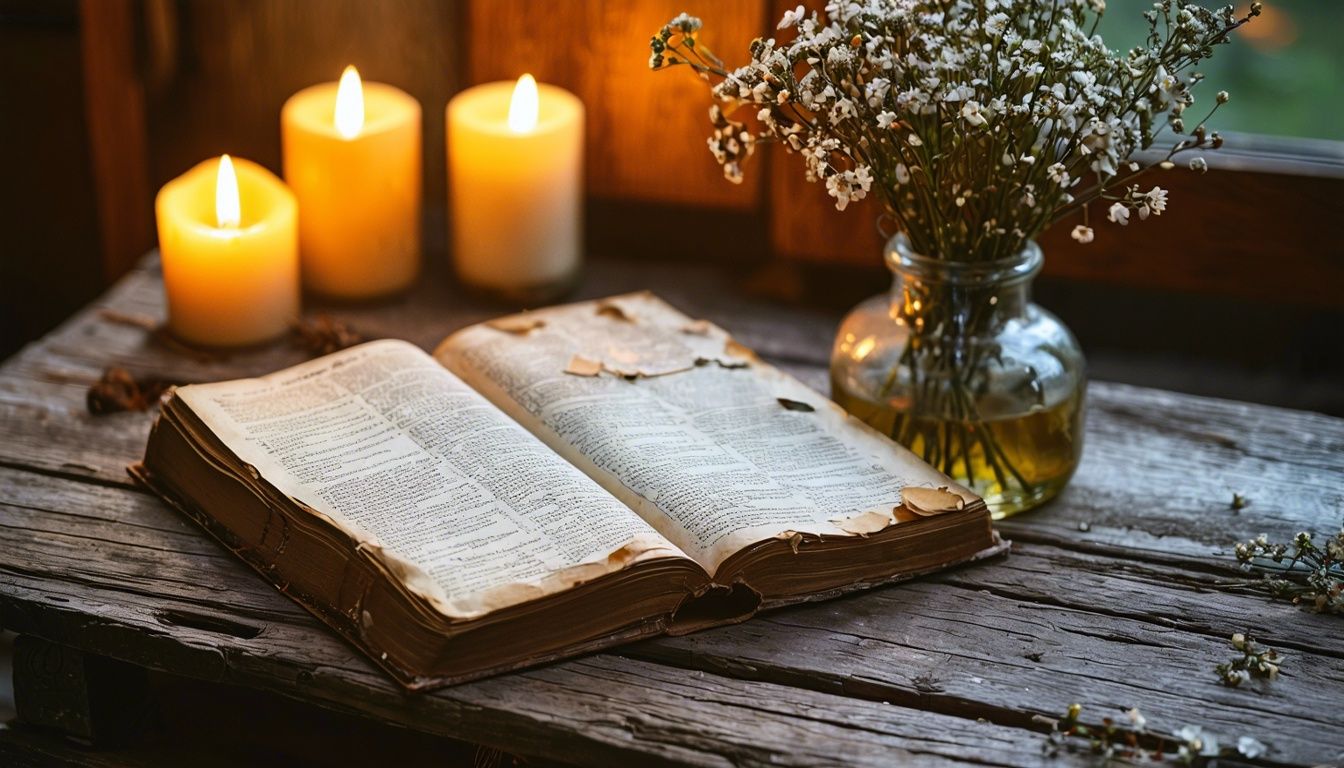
[828,509,897,537]
[900,485,968,517]
[582,334,758,380]
[487,315,546,334]
[595,300,637,323]
[340,516,681,622]
[564,354,604,377]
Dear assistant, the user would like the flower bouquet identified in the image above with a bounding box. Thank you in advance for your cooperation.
[652,0,1257,515]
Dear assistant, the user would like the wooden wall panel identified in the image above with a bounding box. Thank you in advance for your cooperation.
[1,0,107,360]
[766,0,884,266]
[80,0,153,281]
[143,0,463,211]
[771,158,1344,307]
[1037,167,1344,306]
[466,0,766,209]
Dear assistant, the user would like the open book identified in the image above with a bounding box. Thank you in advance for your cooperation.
[133,293,1005,690]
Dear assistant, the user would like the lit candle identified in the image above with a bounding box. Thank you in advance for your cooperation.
[282,65,422,299]
[447,74,584,300]
[155,155,299,347]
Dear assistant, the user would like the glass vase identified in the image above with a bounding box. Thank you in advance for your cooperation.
[830,233,1086,518]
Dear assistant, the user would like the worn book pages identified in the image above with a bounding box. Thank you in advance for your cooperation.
[175,339,684,620]
[437,293,972,573]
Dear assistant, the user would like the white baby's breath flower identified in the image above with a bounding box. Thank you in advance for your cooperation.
[778,4,805,30]
[1189,157,1208,173]
[1237,735,1267,758]
[960,100,988,127]
[1108,202,1129,225]
[656,0,1245,246]
[984,13,1010,36]
[1174,724,1218,756]
[1123,707,1145,730]
[1146,186,1168,214]
[1046,162,1070,186]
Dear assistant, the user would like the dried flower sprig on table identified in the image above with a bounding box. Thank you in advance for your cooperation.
[1038,703,1267,764]
[1214,632,1282,688]
[1234,528,1344,614]
[87,367,177,416]
[651,1,1259,261]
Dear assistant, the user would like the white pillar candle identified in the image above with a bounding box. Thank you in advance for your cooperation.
[282,66,422,300]
[155,155,299,347]
[447,74,584,299]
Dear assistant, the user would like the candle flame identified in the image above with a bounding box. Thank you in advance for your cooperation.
[507,73,539,133]
[335,65,365,139]
[215,154,241,229]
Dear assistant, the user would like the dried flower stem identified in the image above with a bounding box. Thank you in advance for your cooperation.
[1215,632,1283,688]
[1234,528,1344,614]
[1039,703,1267,764]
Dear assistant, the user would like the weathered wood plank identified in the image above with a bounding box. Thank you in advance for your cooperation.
[1,478,1070,768]
[629,561,1344,765]
[5,467,1343,765]
[0,725,166,768]
[928,543,1344,659]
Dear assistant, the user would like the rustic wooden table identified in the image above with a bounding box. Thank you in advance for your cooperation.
[1,255,1341,767]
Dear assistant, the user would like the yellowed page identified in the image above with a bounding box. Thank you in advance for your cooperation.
[436,293,972,574]
[176,339,684,621]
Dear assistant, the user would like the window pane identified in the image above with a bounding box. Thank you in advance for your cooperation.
[1096,1,1344,141]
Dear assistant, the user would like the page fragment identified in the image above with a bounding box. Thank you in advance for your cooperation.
[177,339,682,620]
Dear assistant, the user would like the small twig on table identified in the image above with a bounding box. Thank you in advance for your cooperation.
[97,308,158,331]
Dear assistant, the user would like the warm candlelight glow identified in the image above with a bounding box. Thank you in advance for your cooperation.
[507,73,539,134]
[334,65,365,140]
[215,154,241,229]
[157,155,299,346]
[448,75,584,296]
[283,71,422,298]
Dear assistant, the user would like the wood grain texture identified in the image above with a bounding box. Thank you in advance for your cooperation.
[466,0,766,209]
[79,0,154,282]
[1,253,1342,765]
[772,152,1344,306]
[0,470,1062,768]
